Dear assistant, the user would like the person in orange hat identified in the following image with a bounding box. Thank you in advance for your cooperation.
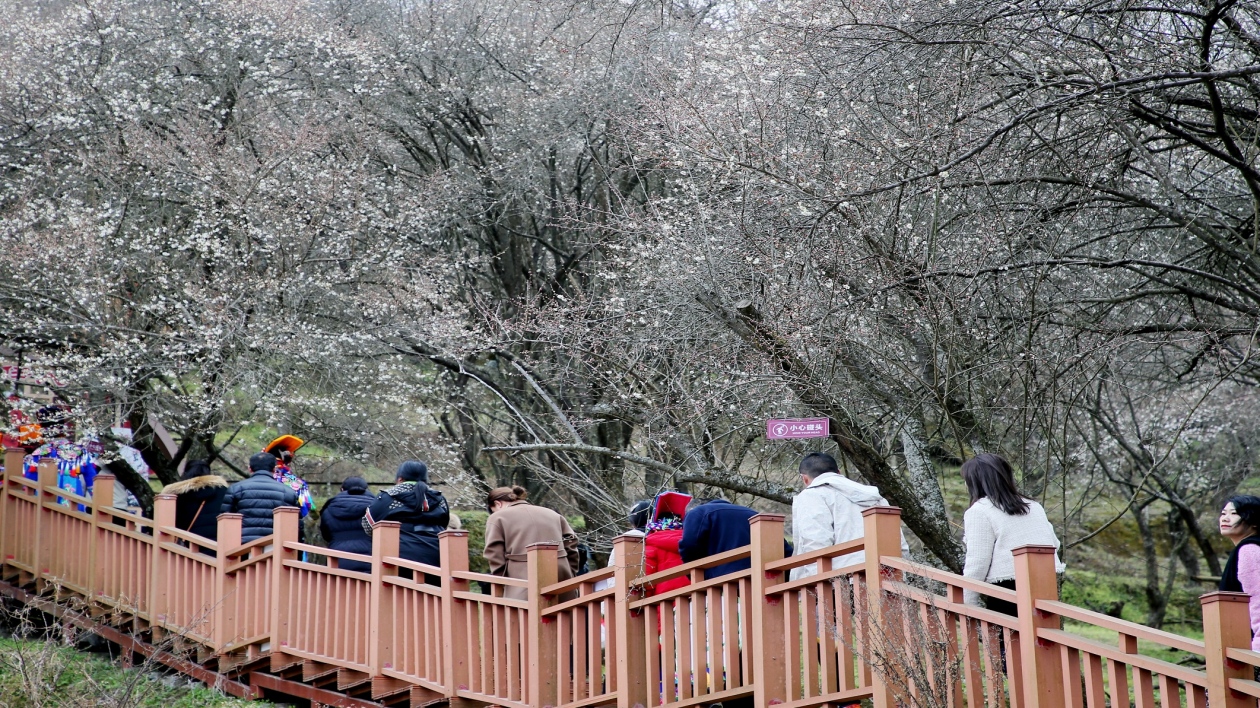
[263,435,312,518]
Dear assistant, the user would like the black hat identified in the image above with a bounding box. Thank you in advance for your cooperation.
[341,476,369,493]
[249,452,278,472]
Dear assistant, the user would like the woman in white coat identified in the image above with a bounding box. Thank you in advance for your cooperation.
[961,453,1065,614]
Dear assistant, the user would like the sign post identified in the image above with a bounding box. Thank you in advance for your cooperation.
[766,417,830,440]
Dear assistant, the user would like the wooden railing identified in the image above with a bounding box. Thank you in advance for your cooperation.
[1,449,1258,707]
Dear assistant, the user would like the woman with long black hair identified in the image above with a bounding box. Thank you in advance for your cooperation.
[961,453,1065,614]
[1218,495,1260,652]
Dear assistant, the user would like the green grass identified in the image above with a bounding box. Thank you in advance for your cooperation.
[0,637,256,707]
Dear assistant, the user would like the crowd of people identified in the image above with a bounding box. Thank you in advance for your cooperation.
[153,437,1260,661]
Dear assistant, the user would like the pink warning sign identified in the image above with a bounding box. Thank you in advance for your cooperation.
[766,418,830,439]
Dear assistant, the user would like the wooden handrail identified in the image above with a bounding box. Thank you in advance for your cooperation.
[881,579,1022,630]
[1037,628,1207,685]
[1226,646,1260,666]
[382,555,442,576]
[2,480,1250,708]
[1035,599,1206,654]
[452,590,528,609]
[628,569,752,610]
[541,566,614,596]
[762,538,865,572]
[450,569,529,587]
[763,562,864,595]
[540,587,615,616]
[881,555,1019,602]
[281,540,371,564]
[628,545,751,589]
[158,525,220,550]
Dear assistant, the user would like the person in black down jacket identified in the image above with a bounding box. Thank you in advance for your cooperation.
[164,459,228,555]
[363,461,449,582]
[223,452,299,544]
[319,476,373,573]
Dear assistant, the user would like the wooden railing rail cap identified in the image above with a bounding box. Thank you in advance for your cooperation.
[1010,544,1058,555]
[1036,598,1206,654]
[450,570,530,588]
[629,544,750,589]
[882,578,1022,629]
[541,566,614,597]
[383,556,442,575]
[763,539,864,572]
[860,505,902,516]
[1037,627,1208,685]
[437,529,468,538]
[43,486,94,508]
[881,556,1019,601]
[283,541,371,562]
[224,534,275,560]
[525,540,560,550]
[158,525,220,550]
[764,563,864,595]
[541,587,616,616]
[629,569,752,610]
[1225,647,1260,665]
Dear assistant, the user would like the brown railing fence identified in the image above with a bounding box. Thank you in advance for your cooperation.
[1,451,1257,707]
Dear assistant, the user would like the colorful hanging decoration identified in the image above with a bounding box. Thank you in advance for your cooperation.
[24,438,99,509]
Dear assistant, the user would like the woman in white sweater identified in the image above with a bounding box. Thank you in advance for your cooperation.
[961,453,1065,613]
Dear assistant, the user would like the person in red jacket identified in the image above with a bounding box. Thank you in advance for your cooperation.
[643,491,692,596]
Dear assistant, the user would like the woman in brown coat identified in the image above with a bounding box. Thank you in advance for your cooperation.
[483,486,580,600]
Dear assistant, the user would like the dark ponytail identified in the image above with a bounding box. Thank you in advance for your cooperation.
[960,453,1029,516]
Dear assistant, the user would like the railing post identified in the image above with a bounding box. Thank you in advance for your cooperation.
[88,472,115,604]
[1202,591,1253,708]
[151,493,177,636]
[1012,545,1065,708]
[214,512,243,652]
[268,506,300,659]
[0,447,20,571]
[33,459,57,588]
[368,521,401,678]
[861,506,904,708]
[750,513,788,707]
[612,533,647,708]
[527,541,560,708]
[439,529,470,698]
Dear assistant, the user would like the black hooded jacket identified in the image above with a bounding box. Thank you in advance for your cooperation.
[364,482,450,568]
[164,475,229,543]
[320,491,374,573]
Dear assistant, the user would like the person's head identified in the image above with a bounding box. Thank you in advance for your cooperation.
[341,476,369,495]
[395,460,428,484]
[798,452,840,486]
[627,499,652,532]
[1220,495,1260,544]
[960,453,1029,516]
[277,449,294,465]
[487,485,527,513]
[249,452,277,474]
[181,459,213,481]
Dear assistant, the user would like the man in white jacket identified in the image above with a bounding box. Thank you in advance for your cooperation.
[790,452,910,581]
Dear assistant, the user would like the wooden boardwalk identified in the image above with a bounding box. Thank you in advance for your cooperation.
[3,448,1260,707]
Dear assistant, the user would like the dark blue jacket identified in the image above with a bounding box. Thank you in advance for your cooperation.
[319,491,374,573]
[679,500,792,579]
[223,471,300,543]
